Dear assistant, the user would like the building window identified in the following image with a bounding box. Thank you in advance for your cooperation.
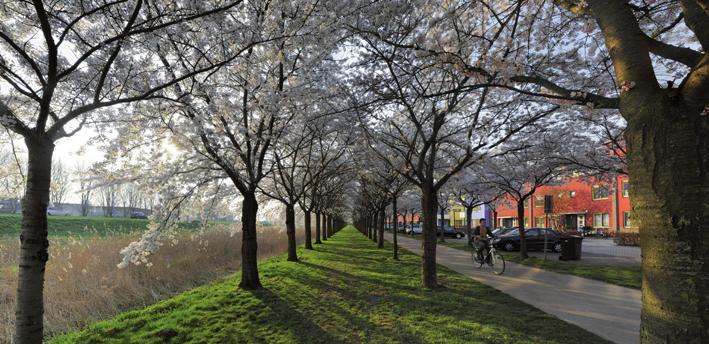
[558,192,564,198]
[623,212,635,228]
[501,218,516,228]
[622,181,629,198]
[524,218,529,227]
[523,199,529,208]
[536,217,545,227]
[534,196,544,207]
[593,213,610,227]
[569,191,576,198]
[592,185,609,200]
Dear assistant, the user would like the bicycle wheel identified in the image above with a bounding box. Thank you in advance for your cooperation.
[490,252,505,275]
[471,249,484,268]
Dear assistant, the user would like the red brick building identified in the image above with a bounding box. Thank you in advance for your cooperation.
[494,176,636,233]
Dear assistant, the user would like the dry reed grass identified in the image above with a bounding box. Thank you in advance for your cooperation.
[0,224,303,342]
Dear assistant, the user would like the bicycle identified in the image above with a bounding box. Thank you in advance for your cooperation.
[471,239,505,275]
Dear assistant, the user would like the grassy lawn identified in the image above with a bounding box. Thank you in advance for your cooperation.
[0,214,150,239]
[500,254,642,289]
[398,232,641,289]
[51,226,611,344]
[0,214,233,240]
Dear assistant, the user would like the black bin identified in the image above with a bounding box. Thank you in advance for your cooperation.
[559,236,583,260]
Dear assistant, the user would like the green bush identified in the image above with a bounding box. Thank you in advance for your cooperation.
[614,232,640,246]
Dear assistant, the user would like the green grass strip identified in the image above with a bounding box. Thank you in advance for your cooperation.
[51,226,611,344]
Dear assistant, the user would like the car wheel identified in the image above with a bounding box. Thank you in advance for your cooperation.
[456,233,463,239]
[504,242,516,251]
[553,242,562,253]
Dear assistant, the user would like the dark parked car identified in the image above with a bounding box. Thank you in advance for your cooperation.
[492,227,516,237]
[492,228,567,252]
[130,211,148,219]
[437,226,466,239]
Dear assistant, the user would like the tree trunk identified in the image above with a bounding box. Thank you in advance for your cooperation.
[314,211,322,244]
[377,208,385,248]
[438,207,446,243]
[285,203,298,261]
[517,199,528,259]
[466,206,473,246]
[420,186,438,288]
[14,138,54,344]
[493,209,498,229]
[369,215,374,240]
[371,214,375,239]
[624,102,709,343]
[239,192,262,289]
[322,213,328,241]
[304,210,313,250]
[392,198,398,260]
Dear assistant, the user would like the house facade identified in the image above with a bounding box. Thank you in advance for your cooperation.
[494,175,636,233]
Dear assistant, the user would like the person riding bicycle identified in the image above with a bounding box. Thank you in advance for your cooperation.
[471,218,491,262]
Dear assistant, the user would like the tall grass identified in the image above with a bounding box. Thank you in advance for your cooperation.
[0,224,303,342]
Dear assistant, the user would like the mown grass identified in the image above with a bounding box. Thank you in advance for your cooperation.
[398,232,641,289]
[0,214,232,240]
[0,214,149,239]
[500,254,642,289]
[51,226,611,344]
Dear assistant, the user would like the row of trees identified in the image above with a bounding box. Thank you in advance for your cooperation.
[0,1,706,343]
[345,1,707,343]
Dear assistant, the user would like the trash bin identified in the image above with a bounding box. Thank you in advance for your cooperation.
[559,236,583,260]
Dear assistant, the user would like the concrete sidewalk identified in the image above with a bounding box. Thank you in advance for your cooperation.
[385,233,641,344]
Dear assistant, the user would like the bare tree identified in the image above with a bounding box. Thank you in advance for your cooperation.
[99,184,120,218]
[49,161,70,207]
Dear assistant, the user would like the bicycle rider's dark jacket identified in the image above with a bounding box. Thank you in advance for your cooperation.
[468,226,490,245]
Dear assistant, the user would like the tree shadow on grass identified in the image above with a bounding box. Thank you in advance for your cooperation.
[242,287,344,344]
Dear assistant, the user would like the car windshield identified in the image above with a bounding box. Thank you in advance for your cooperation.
[504,229,519,236]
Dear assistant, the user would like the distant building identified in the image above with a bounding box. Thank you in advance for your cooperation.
[438,204,491,229]
[494,175,635,233]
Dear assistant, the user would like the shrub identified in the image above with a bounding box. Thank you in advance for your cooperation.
[613,232,640,246]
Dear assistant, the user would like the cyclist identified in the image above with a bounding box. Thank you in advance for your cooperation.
[472,218,491,263]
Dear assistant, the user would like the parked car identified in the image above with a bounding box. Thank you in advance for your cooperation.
[492,227,516,237]
[46,207,69,216]
[492,228,567,252]
[130,211,148,219]
[437,226,465,239]
[397,225,408,233]
[407,224,423,235]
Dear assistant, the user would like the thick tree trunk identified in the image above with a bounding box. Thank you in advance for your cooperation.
[314,211,322,244]
[304,210,313,250]
[421,186,438,288]
[392,198,398,260]
[625,102,709,343]
[377,208,385,248]
[322,213,328,241]
[285,203,298,261]
[14,138,54,344]
[239,192,262,289]
[517,200,528,259]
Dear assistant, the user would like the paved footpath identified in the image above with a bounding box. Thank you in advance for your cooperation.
[385,233,641,344]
